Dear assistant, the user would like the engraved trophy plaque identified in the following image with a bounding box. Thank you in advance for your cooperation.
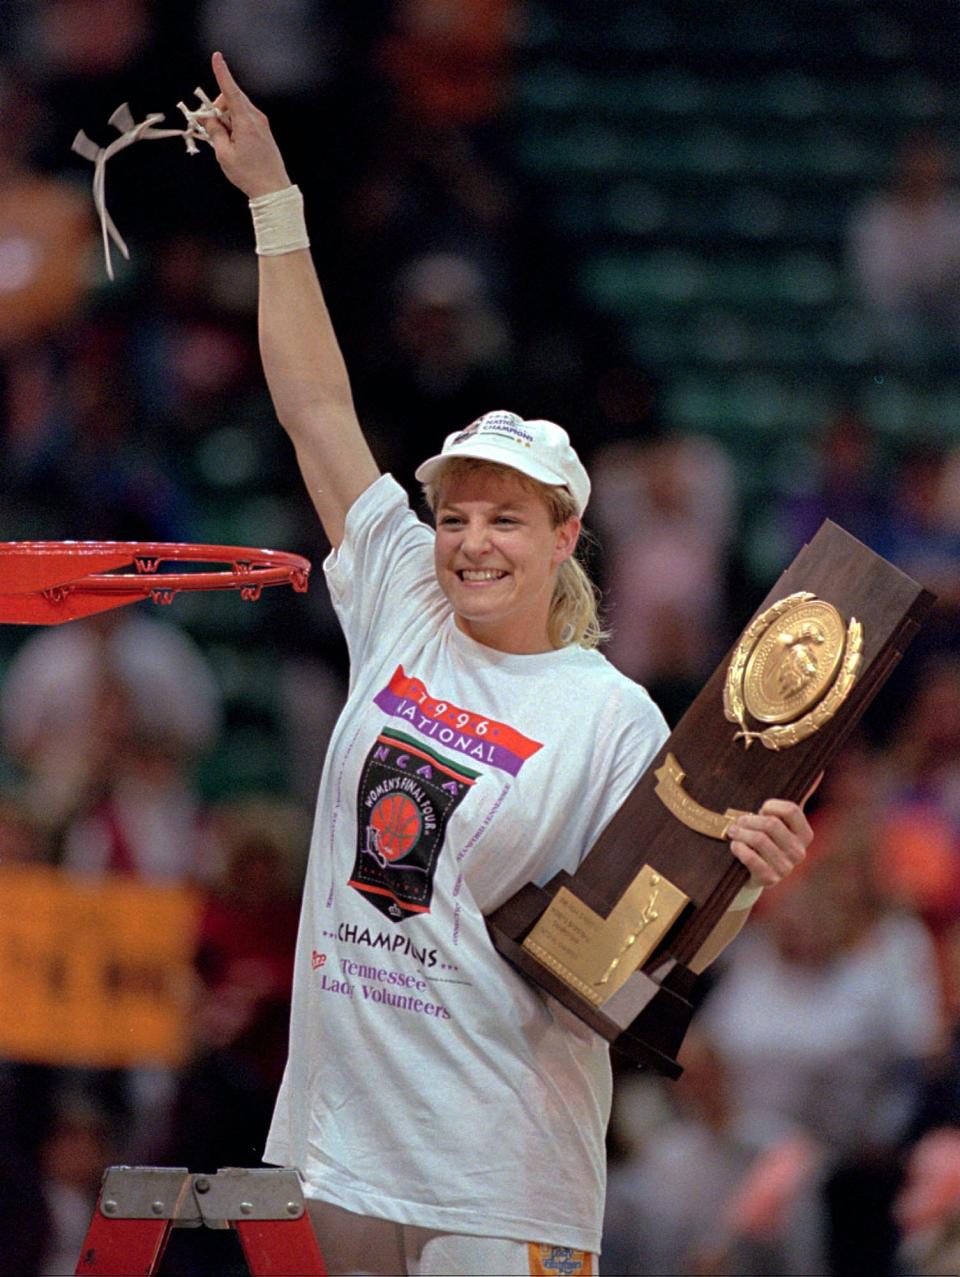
[486,522,935,1076]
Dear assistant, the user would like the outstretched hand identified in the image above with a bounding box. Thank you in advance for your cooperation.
[206,51,291,198]
[726,772,820,889]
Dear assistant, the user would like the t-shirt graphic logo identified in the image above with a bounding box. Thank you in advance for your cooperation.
[350,728,479,922]
[374,665,543,776]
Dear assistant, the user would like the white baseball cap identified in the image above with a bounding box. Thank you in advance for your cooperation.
[414,410,591,516]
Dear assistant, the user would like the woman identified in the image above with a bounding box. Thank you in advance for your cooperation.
[205,51,812,1277]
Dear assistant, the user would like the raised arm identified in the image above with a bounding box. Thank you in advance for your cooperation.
[206,51,380,547]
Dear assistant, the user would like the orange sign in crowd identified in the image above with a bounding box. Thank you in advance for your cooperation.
[0,864,200,1068]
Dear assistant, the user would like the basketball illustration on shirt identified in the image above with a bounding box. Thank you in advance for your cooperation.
[369,793,422,861]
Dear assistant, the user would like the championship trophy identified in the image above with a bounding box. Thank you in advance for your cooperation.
[486,522,934,1076]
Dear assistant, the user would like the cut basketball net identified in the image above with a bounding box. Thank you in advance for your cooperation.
[72,89,223,280]
[0,542,310,625]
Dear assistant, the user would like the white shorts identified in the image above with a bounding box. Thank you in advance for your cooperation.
[306,1198,596,1277]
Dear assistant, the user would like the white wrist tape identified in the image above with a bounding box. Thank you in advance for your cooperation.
[249,185,310,256]
[730,882,764,911]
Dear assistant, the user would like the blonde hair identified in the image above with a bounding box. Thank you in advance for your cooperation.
[423,457,608,650]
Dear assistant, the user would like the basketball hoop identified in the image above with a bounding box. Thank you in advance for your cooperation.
[0,541,310,625]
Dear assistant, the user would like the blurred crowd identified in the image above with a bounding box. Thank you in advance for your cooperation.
[3,1,960,1274]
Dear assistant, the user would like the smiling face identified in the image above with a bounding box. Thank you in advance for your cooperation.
[432,463,580,654]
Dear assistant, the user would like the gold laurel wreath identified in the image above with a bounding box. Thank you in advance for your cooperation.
[723,592,863,751]
[723,592,814,744]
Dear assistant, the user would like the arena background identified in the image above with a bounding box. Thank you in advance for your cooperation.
[3,1,960,1273]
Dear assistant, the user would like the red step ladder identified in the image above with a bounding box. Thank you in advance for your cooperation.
[74,1166,328,1276]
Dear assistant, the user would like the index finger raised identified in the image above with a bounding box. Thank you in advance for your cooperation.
[211,50,245,104]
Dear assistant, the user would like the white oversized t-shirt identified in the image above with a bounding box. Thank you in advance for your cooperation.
[264,475,668,1253]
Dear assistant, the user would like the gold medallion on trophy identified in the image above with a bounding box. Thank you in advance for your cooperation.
[723,592,863,750]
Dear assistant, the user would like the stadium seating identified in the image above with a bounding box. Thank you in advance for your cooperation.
[511,0,960,484]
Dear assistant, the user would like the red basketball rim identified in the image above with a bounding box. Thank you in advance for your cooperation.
[0,540,311,625]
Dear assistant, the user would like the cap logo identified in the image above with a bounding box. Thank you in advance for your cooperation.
[451,412,534,449]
